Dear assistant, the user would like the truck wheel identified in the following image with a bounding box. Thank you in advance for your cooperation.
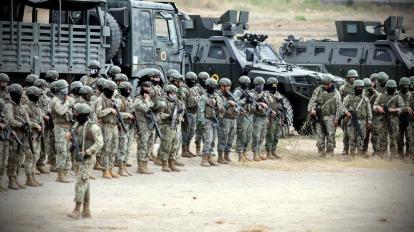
[278,94,295,137]
[105,13,122,62]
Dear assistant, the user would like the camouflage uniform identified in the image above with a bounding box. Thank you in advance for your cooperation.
[116,91,134,167]
[397,78,412,158]
[339,82,353,155]
[217,89,237,163]
[264,80,282,157]
[193,82,206,151]
[406,94,414,158]
[0,99,9,190]
[251,89,269,156]
[363,87,379,155]
[233,87,253,160]
[181,82,200,156]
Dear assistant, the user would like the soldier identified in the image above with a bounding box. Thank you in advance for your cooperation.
[0,73,10,100]
[158,85,185,172]
[66,103,103,219]
[78,86,94,104]
[264,77,282,159]
[308,74,345,155]
[369,73,378,90]
[90,78,106,171]
[197,78,224,167]
[116,82,135,176]
[233,75,253,162]
[108,65,122,80]
[50,79,74,183]
[362,77,379,156]
[181,72,199,158]
[95,80,120,179]
[0,99,9,191]
[23,86,44,187]
[343,80,372,156]
[373,80,405,159]
[339,69,358,156]
[4,84,30,190]
[22,74,39,105]
[217,78,237,164]
[397,77,412,159]
[45,69,59,83]
[80,61,103,89]
[114,73,129,86]
[194,72,209,156]
[166,69,179,82]
[70,81,83,102]
[376,72,389,94]
[405,91,414,159]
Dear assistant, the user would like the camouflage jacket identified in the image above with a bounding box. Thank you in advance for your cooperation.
[95,95,121,125]
[73,120,103,157]
[183,85,201,113]
[343,93,372,122]
[339,82,353,99]
[308,86,346,119]
[197,92,224,123]
[251,90,270,117]
[159,97,185,125]
[0,88,10,100]
[373,92,405,119]
[50,95,74,125]
[132,95,154,124]
[80,74,103,90]
[233,88,251,113]
[218,91,238,119]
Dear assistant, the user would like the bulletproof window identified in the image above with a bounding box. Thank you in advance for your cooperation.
[346,23,358,34]
[314,46,325,55]
[296,46,307,55]
[339,48,358,57]
[140,11,152,40]
[155,13,169,41]
[208,45,227,60]
[373,49,392,61]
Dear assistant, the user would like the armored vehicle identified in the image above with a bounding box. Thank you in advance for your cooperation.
[280,16,414,81]
[182,10,339,130]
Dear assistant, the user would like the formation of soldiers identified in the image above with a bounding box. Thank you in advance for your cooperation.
[0,62,288,219]
[308,70,414,159]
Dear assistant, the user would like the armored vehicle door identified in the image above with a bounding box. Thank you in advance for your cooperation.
[193,41,232,81]
[327,44,365,78]
[364,44,398,80]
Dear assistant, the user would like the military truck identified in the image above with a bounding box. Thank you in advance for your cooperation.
[0,0,186,81]
[280,16,414,81]
[182,10,339,131]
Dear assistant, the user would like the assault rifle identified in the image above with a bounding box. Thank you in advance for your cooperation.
[146,111,163,139]
[383,105,393,135]
[69,127,83,162]
[311,106,328,136]
[22,122,35,155]
[349,110,364,139]
[0,118,23,146]
[113,100,127,133]
[171,102,183,128]
[225,92,253,124]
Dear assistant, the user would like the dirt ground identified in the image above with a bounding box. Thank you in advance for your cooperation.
[1,135,414,232]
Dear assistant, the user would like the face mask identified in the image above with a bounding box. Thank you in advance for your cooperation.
[386,87,396,95]
[368,88,374,94]
[355,88,363,96]
[28,94,40,102]
[75,114,89,125]
[90,69,98,77]
[200,81,206,88]
[72,88,81,96]
[207,86,215,94]
[400,86,409,93]
[10,92,22,104]
[324,85,335,93]
[103,89,114,98]
[269,86,277,94]
[151,79,160,86]
[120,89,131,97]
[81,94,91,102]
[255,84,263,93]
[240,83,248,90]
[186,81,194,88]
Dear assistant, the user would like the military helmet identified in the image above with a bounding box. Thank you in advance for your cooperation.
[33,79,48,89]
[54,79,69,91]
[26,86,42,97]
[238,75,251,84]
[347,69,358,78]
[114,73,128,82]
[79,86,93,95]
[74,103,91,114]
[164,84,178,93]
[0,73,10,82]
[25,74,39,85]
[219,78,231,86]
[170,73,184,82]
[399,77,410,86]
[353,80,364,88]
[153,100,167,111]
[377,72,389,84]
[88,60,101,69]
[103,80,117,90]
[70,81,83,90]
[185,71,197,81]
[385,80,397,88]
[7,84,23,93]
[118,81,132,90]
[108,66,121,76]
[198,71,210,81]
[167,69,179,79]
[266,77,278,85]
[96,78,106,89]
[362,78,372,87]
[253,76,265,85]
[45,70,59,80]
[369,73,378,81]
[205,78,217,87]
[321,74,333,84]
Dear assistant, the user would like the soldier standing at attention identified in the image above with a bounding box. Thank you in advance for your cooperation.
[373,80,405,159]
[308,74,346,156]
[339,69,358,155]
[0,73,10,100]
[50,80,75,183]
[362,77,379,156]
[343,80,372,156]
[66,103,103,219]
[80,61,103,90]
[197,78,224,167]
[264,77,282,160]
[194,72,210,156]
[217,78,237,164]
[0,99,9,191]
[397,77,412,159]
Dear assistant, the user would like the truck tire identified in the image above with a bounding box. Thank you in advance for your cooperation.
[278,94,295,137]
[105,13,122,62]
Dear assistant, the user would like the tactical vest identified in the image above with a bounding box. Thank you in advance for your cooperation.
[51,97,73,125]
[76,121,97,155]
[253,91,268,117]
[376,93,401,117]
[99,96,118,124]
[346,94,369,119]
[6,101,27,132]
[119,96,133,125]
[205,94,219,120]
[316,87,338,116]
[185,87,200,113]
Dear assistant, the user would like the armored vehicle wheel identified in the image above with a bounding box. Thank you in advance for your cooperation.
[278,94,295,137]
[105,13,122,62]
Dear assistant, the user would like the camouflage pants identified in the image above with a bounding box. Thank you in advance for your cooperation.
[24,136,41,175]
[377,116,399,158]
[127,129,135,163]
[7,131,26,177]
[397,124,411,157]
[202,119,218,156]
[315,115,336,153]
[368,115,380,154]
[407,122,414,157]
[0,140,9,177]
[54,125,71,171]
[218,118,236,153]
[101,124,119,169]
[136,122,153,162]
[194,121,204,146]
[117,125,133,163]
[342,118,349,152]
[236,114,253,153]
[251,115,267,153]
[37,127,55,166]
[182,112,197,146]
[159,124,179,161]
[347,120,367,155]
[265,116,280,151]
[74,156,95,203]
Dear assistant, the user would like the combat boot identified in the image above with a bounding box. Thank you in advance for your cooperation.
[271,150,282,159]
[138,161,153,174]
[37,165,49,174]
[32,168,43,186]
[153,157,162,166]
[93,157,105,171]
[117,165,128,177]
[109,168,120,178]
[63,170,74,182]
[81,201,91,218]
[102,169,112,179]
[56,170,72,183]
[169,160,181,172]
[0,177,7,191]
[181,145,192,158]
[259,152,267,160]
[224,152,232,163]
[217,152,226,164]
[266,150,275,160]
[123,163,133,176]
[243,151,252,162]
[187,144,196,157]
[8,176,19,190]
[196,143,201,156]
[162,160,171,172]
[208,156,219,166]
[50,165,58,172]
[253,152,261,162]
[200,155,210,167]
[25,174,39,187]
[67,202,82,219]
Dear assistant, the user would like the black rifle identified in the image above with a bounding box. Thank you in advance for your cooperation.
[279,99,288,127]
[113,100,127,133]
[311,106,328,136]
[383,105,393,135]
[146,111,163,139]
[0,118,23,146]
[171,102,183,128]
[131,111,140,132]
[45,112,54,129]
[225,92,253,124]
[22,122,35,155]
[240,89,274,116]
[69,127,83,162]
[349,110,364,139]
[258,95,276,116]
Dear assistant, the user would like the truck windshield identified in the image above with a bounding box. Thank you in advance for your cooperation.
[235,41,283,62]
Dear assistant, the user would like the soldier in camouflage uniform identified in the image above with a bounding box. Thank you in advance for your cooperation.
[79,86,94,104]
[343,80,372,156]
[181,72,199,158]
[66,103,103,219]
[264,77,282,160]
[0,98,9,191]
[158,85,185,172]
[376,72,389,94]
[70,81,83,102]
[21,74,39,105]
[405,92,414,159]
[339,69,358,155]
[194,72,209,156]
[50,80,75,183]
[80,61,103,90]
[116,82,135,176]
[4,84,30,190]
[373,80,405,159]
[95,80,120,179]
[0,73,10,100]
[217,78,237,164]
[397,77,412,159]
[108,66,122,81]
[308,74,346,155]
[362,77,379,156]
[45,69,59,83]
[233,75,253,162]
[197,78,224,167]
